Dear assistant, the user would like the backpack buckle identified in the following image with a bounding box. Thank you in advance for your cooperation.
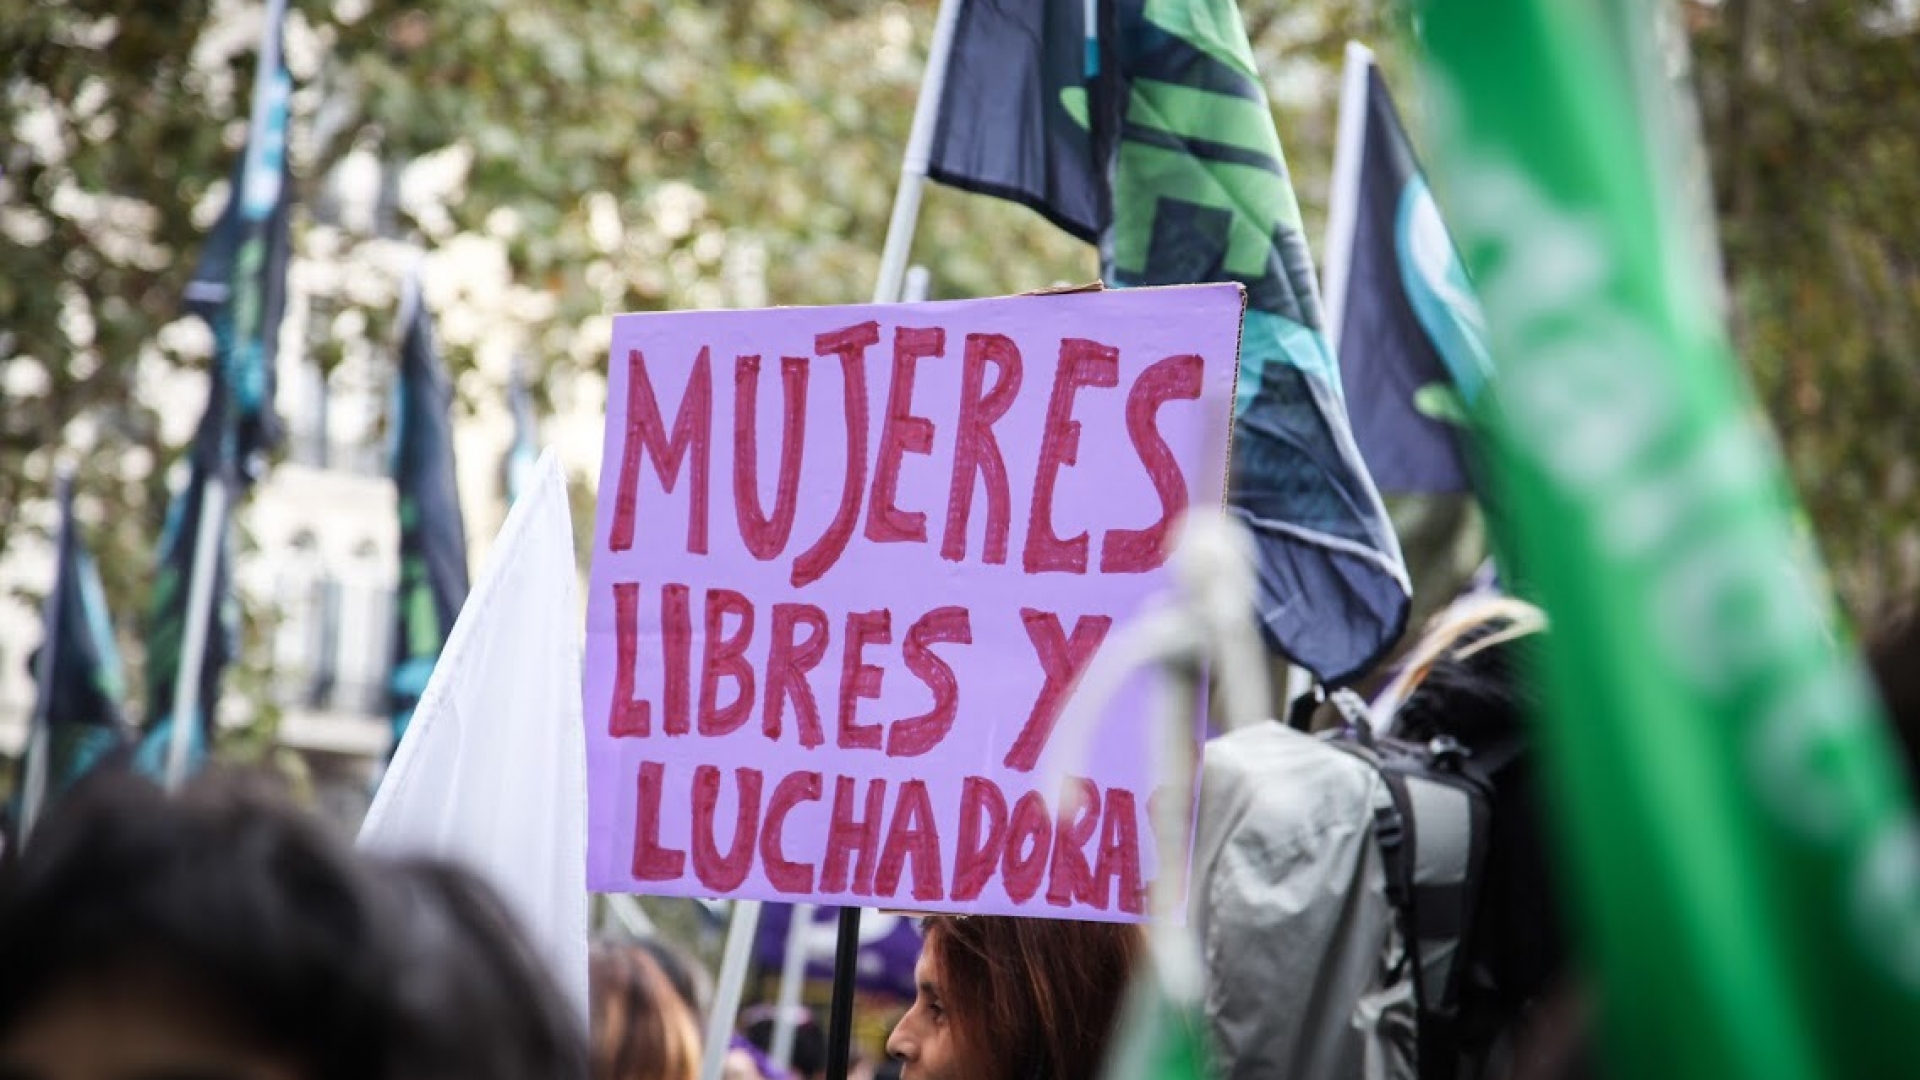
[1428,735,1470,771]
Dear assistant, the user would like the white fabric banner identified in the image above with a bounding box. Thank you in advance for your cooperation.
[359,447,589,1023]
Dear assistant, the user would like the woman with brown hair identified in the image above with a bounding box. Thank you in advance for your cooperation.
[590,939,703,1080]
[886,915,1146,1080]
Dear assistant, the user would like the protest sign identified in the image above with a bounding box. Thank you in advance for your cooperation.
[584,285,1243,921]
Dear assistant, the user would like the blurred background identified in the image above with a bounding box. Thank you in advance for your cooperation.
[0,0,1914,824]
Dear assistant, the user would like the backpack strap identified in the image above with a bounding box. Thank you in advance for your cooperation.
[1328,732,1496,1080]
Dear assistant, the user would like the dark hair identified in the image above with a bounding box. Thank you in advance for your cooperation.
[589,939,701,1080]
[1868,606,1920,783]
[0,769,587,1080]
[920,916,1143,1080]
[745,1012,825,1079]
[1395,618,1571,1056]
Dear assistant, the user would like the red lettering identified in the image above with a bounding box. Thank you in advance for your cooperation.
[610,347,712,555]
[698,588,755,737]
[866,327,944,544]
[1002,791,1053,904]
[1046,777,1102,908]
[875,779,944,902]
[838,610,891,751]
[1101,354,1202,573]
[610,582,649,737]
[1023,338,1118,574]
[691,765,761,891]
[942,333,1023,565]
[734,355,809,560]
[631,761,686,880]
[763,603,830,748]
[821,776,886,895]
[1093,787,1146,915]
[661,583,693,736]
[953,777,1008,902]
[1002,609,1113,771]
[792,321,878,588]
[886,606,972,758]
[761,771,823,894]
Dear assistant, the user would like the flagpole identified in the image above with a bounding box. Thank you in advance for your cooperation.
[165,475,228,791]
[19,464,76,843]
[870,0,963,304]
[823,907,862,1080]
[1320,41,1374,355]
[767,903,817,1073]
[818,0,961,1065]
[698,900,764,1080]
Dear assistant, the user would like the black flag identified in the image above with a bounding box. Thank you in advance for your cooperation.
[388,277,471,751]
[1327,46,1490,494]
[925,0,1108,243]
[18,477,131,806]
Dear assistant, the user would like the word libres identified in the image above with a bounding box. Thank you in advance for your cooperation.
[606,319,1207,587]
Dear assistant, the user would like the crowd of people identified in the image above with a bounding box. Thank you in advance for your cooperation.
[1,590,1915,1080]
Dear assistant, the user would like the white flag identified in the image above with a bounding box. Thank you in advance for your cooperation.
[359,447,589,1023]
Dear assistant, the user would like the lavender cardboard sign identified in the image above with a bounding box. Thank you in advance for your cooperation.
[585,285,1243,921]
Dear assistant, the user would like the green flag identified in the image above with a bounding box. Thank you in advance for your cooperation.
[1417,1,1920,1077]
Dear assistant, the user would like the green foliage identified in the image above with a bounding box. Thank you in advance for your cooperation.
[2,0,1913,736]
[1687,0,1920,623]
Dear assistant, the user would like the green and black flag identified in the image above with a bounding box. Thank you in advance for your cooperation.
[929,0,1410,682]
[17,477,131,815]
[1324,44,1490,494]
[388,275,470,752]
[135,0,292,775]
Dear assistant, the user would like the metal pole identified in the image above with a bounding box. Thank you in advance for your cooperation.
[824,907,863,1080]
[870,0,964,305]
[768,903,818,1072]
[1320,40,1375,355]
[19,465,76,844]
[699,900,764,1080]
[165,474,228,791]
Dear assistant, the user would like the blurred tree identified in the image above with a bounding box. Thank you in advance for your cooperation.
[0,0,1912,739]
[1686,0,1920,623]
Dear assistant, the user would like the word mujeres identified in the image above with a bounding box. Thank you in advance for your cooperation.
[631,763,1155,915]
[607,318,1207,586]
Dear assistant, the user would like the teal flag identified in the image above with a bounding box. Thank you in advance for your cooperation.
[1418,1,1920,1076]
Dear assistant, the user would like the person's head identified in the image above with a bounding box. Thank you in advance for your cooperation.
[588,940,701,1080]
[1392,603,1568,1038]
[0,768,587,1080]
[886,916,1144,1080]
